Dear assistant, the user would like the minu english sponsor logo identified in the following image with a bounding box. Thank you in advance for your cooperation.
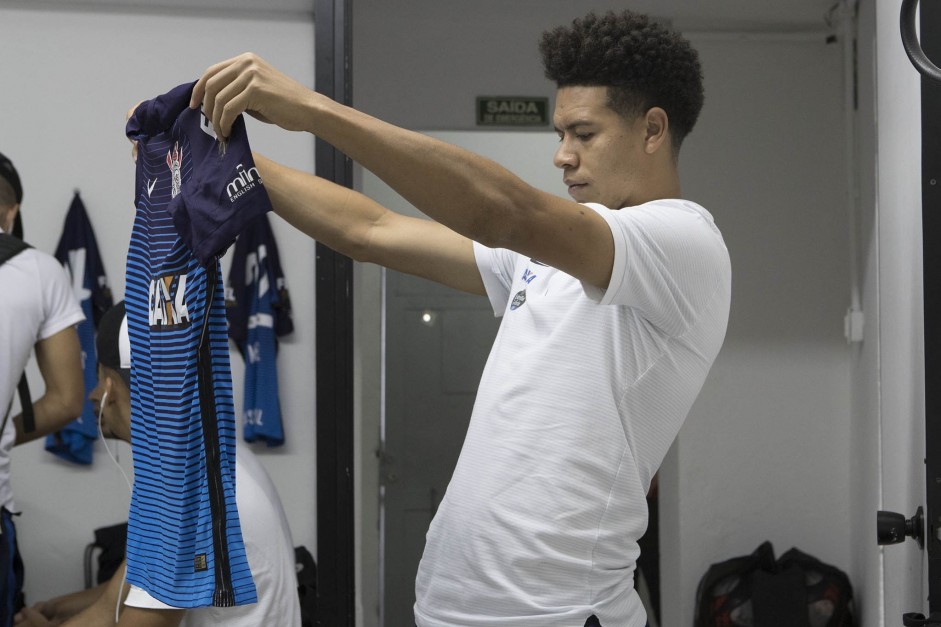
[227,163,262,203]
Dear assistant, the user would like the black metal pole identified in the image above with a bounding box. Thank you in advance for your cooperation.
[923,0,941,615]
[314,0,355,625]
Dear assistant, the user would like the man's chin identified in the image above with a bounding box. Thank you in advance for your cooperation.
[568,187,592,204]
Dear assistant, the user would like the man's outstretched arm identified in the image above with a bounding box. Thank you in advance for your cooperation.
[254,153,485,296]
[192,54,615,290]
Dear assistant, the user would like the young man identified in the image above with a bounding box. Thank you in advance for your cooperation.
[191,10,731,626]
[13,302,301,627]
[0,152,84,627]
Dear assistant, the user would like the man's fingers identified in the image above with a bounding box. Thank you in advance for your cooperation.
[13,607,52,627]
[208,67,251,138]
[191,53,292,138]
[194,58,242,130]
[126,100,144,122]
[126,100,144,163]
[32,602,51,618]
[190,56,240,110]
[217,78,259,139]
[194,53,265,136]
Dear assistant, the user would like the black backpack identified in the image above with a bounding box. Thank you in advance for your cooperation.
[0,233,36,435]
[694,541,855,627]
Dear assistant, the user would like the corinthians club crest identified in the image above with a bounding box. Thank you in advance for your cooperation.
[167,141,183,198]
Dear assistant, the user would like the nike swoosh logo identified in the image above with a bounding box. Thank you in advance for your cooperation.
[147,178,158,197]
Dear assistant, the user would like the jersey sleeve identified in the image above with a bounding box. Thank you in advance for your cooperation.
[168,109,273,266]
[36,252,84,341]
[582,201,731,337]
[473,241,520,317]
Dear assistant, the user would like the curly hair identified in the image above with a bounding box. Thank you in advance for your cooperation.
[540,11,704,151]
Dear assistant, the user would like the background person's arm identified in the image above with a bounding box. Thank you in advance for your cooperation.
[14,325,84,445]
[22,582,111,624]
[54,562,183,627]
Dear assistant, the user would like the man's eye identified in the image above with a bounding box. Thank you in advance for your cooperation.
[577,133,593,141]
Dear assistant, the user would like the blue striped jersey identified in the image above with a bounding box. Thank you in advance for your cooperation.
[124,81,273,608]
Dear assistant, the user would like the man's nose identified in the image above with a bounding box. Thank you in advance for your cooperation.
[553,140,577,169]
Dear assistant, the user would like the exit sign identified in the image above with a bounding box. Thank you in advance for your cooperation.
[477,97,549,127]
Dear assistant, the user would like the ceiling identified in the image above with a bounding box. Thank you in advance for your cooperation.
[1,0,844,31]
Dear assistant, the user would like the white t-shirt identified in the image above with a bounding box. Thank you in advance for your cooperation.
[0,228,84,511]
[414,199,732,627]
[124,447,302,627]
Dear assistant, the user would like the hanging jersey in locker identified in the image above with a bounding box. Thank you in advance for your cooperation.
[124,81,273,608]
[226,212,294,446]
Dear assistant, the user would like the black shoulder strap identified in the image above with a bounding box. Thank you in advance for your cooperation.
[0,232,30,266]
[0,233,36,434]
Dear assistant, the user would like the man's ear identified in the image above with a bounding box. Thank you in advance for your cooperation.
[1,203,18,233]
[643,107,670,154]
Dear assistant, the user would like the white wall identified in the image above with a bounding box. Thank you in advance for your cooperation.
[661,33,853,625]
[0,5,318,603]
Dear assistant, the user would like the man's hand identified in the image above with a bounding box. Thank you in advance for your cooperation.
[190,53,318,140]
[126,101,144,162]
[12,606,57,627]
[18,584,108,625]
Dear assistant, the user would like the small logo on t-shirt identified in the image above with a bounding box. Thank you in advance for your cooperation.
[227,163,262,203]
[521,268,537,284]
[510,289,527,310]
[148,273,191,329]
[194,553,208,572]
[166,142,183,199]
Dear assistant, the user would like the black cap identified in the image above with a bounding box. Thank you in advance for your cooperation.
[0,152,22,204]
[96,301,131,387]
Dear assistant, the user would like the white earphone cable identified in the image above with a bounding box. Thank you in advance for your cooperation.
[96,388,132,623]
[97,389,133,494]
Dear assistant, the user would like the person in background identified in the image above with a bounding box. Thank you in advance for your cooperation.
[0,151,84,627]
[13,301,301,627]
